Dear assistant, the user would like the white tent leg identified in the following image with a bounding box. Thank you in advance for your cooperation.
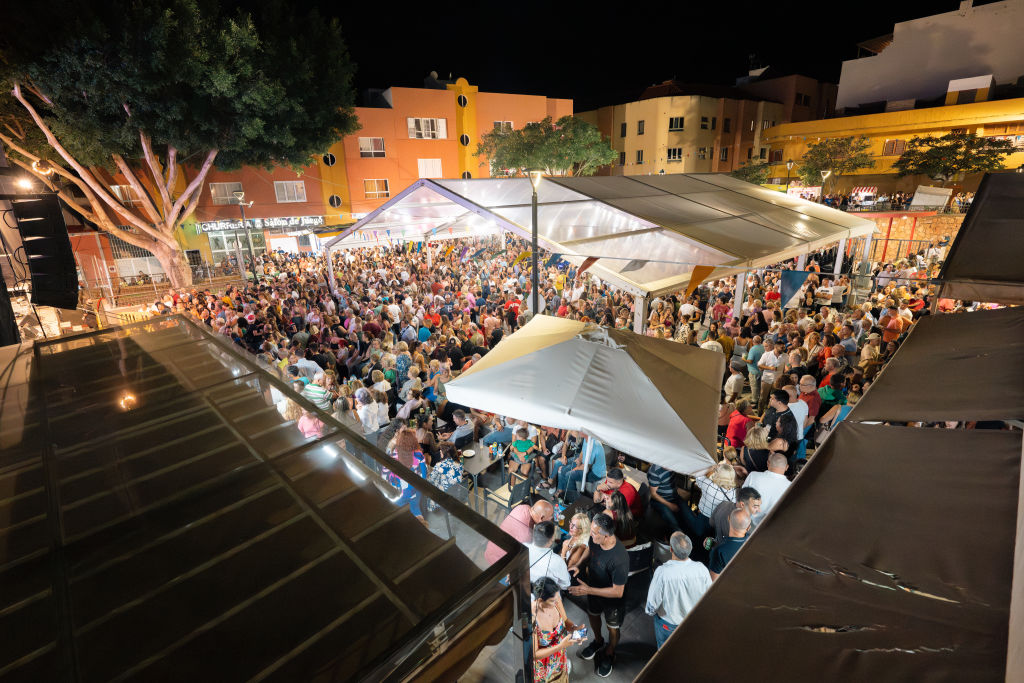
[632,294,648,333]
[834,238,847,277]
[325,248,338,297]
[579,437,594,496]
[733,271,747,322]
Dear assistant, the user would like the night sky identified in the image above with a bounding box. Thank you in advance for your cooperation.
[332,1,964,111]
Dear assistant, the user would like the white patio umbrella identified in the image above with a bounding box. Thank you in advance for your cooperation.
[446,315,723,476]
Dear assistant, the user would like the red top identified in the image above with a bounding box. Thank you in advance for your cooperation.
[726,410,756,448]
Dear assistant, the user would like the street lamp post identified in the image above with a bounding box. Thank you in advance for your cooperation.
[785,159,794,191]
[819,169,832,204]
[527,168,544,316]
[233,191,258,283]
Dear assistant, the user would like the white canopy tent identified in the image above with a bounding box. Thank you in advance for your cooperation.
[444,315,725,476]
[324,173,877,298]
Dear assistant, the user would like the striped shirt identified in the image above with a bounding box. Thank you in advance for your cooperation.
[646,465,676,502]
[302,384,332,411]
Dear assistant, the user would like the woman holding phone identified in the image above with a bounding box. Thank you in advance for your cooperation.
[532,577,583,682]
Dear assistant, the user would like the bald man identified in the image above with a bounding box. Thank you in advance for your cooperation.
[708,508,750,580]
[483,499,553,565]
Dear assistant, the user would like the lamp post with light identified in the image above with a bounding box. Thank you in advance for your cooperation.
[819,169,832,203]
[232,190,258,283]
[527,168,544,316]
[785,159,794,191]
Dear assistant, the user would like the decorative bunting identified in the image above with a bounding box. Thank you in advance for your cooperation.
[544,253,562,267]
[684,265,716,298]
[417,241,423,252]
[619,259,647,274]
[444,244,457,257]
[460,246,470,261]
[471,248,486,260]
[577,256,599,276]
[780,270,812,308]
[512,250,531,267]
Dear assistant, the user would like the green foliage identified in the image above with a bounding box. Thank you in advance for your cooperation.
[796,136,874,189]
[730,160,771,185]
[475,116,617,177]
[0,0,359,170]
[892,131,1015,183]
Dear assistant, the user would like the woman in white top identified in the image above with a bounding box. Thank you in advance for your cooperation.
[355,388,379,436]
[372,389,391,430]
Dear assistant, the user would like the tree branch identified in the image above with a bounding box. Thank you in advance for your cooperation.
[140,132,173,218]
[169,148,217,225]
[112,153,164,225]
[11,82,159,237]
[164,145,178,194]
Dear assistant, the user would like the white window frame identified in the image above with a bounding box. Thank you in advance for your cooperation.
[417,158,443,179]
[719,147,729,162]
[274,180,307,203]
[666,148,683,162]
[493,121,513,131]
[407,117,447,139]
[210,181,243,205]
[110,184,143,208]
[636,150,644,164]
[697,147,708,160]
[358,137,386,157]
[668,116,684,131]
[364,179,390,199]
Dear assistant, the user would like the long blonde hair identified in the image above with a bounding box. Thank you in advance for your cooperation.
[743,424,770,451]
[569,512,591,545]
[709,461,738,490]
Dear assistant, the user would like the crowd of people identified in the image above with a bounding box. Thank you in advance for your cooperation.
[133,228,985,680]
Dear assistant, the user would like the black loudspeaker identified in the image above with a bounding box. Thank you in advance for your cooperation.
[9,194,79,310]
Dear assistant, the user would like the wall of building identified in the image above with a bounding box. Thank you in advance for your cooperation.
[868,212,966,262]
[579,95,783,175]
[837,0,1024,110]
[763,97,1024,189]
[739,74,838,123]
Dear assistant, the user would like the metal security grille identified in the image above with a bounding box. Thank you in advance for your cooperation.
[108,232,155,259]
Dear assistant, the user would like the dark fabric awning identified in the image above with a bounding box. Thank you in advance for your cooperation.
[852,307,1024,423]
[938,173,1024,304]
[635,421,1023,683]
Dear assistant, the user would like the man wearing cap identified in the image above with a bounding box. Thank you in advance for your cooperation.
[724,359,746,403]
[859,332,884,379]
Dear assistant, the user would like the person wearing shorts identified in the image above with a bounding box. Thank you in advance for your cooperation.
[569,513,628,678]
[509,427,538,478]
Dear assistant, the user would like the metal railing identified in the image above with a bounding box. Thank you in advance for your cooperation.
[843,202,969,214]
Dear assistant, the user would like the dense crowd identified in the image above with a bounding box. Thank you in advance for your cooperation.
[140,232,983,680]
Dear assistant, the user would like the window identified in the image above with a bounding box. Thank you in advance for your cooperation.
[882,139,907,156]
[620,122,627,137]
[770,149,784,163]
[457,94,468,107]
[950,128,966,134]
[110,184,143,208]
[363,179,390,199]
[747,148,753,160]
[796,93,811,107]
[701,117,709,130]
[762,120,775,130]
[459,134,470,146]
[619,151,626,165]
[210,182,243,205]
[417,158,443,178]
[274,180,307,203]
[638,120,645,135]
[711,117,717,130]
[297,234,311,248]
[668,116,684,131]
[759,148,767,159]
[636,150,644,164]
[720,147,728,162]
[666,148,683,162]
[322,152,336,166]
[407,117,447,139]
[697,147,707,160]
[493,121,513,131]
[461,171,472,179]
[328,194,342,208]
[358,137,386,157]
[750,120,755,132]
[723,118,731,133]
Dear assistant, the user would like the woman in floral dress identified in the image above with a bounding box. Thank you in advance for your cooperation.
[426,442,464,512]
[532,577,582,682]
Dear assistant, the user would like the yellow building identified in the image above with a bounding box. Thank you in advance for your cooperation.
[763,97,1024,192]
[578,83,784,175]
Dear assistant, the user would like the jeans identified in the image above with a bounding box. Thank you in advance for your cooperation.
[651,500,683,535]
[548,458,574,486]
[563,468,601,503]
[482,427,513,445]
[654,615,677,649]
[679,504,711,541]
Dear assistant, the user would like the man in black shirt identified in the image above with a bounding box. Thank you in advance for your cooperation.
[569,513,628,678]
[709,508,750,580]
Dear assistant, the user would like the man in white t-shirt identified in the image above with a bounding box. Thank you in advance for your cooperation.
[679,300,699,319]
[756,341,784,413]
[743,453,791,525]
[525,521,572,589]
[784,386,809,435]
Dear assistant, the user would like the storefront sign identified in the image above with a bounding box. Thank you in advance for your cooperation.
[196,215,325,233]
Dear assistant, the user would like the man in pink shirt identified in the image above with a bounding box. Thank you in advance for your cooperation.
[484,500,554,565]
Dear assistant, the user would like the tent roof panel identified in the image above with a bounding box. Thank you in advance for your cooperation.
[326,175,876,296]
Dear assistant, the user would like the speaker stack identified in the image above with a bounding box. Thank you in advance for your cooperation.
[8,194,79,310]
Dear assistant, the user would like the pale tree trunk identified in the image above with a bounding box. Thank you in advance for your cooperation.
[152,242,192,290]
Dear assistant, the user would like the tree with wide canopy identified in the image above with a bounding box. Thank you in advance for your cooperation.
[0,0,359,287]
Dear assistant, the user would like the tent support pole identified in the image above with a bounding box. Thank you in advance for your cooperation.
[833,238,847,277]
[579,437,594,496]
[733,271,747,323]
[633,294,648,334]
[325,248,339,298]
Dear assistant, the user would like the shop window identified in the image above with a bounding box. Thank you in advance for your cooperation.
[210,182,243,205]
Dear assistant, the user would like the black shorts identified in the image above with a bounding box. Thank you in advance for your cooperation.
[587,595,625,629]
